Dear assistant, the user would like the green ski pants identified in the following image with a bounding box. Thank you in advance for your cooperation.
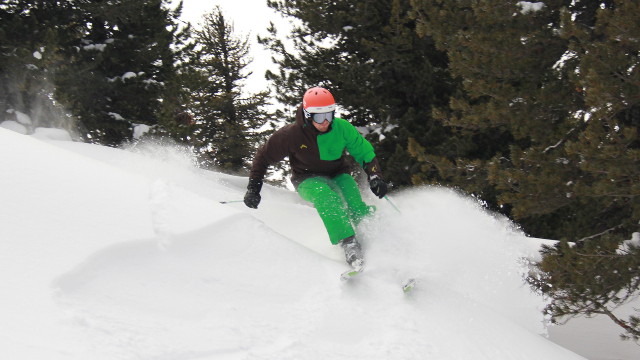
[297,173,373,245]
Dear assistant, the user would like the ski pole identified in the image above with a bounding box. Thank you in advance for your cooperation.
[219,200,244,204]
[384,195,401,214]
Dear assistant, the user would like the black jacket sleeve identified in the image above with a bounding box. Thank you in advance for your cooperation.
[249,125,292,180]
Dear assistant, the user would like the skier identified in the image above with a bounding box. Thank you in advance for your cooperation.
[243,87,389,271]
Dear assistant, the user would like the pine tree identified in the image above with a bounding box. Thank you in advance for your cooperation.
[140,1,199,146]
[54,0,186,146]
[411,0,640,338]
[188,6,273,173]
[528,0,640,340]
[150,0,196,143]
[528,237,640,341]
[409,0,579,214]
[0,0,82,132]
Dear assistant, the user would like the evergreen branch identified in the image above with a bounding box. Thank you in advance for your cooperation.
[587,194,640,198]
[593,307,640,339]
[543,112,591,154]
[573,252,625,259]
[575,224,624,244]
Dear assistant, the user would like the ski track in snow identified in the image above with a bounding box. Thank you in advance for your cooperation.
[0,128,590,360]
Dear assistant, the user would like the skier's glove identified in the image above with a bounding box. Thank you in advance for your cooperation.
[244,178,263,209]
[369,175,388,199]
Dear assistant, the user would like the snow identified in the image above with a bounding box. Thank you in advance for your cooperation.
[1,120,27,134]
[83,43,107,52]
[32,127,73,141]
[0,127,636,359]
[108,112,125,121]
[1,110,34,134]
[122,71,137,80]
[15,109,33,124]
[108,72,139,83]
[133,123,152,139]
[619,232,640,254]
[517,2,545,14]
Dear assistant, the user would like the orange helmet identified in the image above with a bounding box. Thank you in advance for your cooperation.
[302,87,336,113]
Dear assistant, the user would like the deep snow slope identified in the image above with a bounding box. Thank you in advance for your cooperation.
[0,128,586,359]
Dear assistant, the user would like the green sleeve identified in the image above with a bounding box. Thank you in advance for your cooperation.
[336,118,376,166]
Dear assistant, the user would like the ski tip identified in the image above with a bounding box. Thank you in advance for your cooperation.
[340,269,360,281]
[402,278,417,293]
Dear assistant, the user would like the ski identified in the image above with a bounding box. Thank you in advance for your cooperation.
[402,278,417,293]
[340,268,361,281]
[341,270,416,294]
[340,255,364,282]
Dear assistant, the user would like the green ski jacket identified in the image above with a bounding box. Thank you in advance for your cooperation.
[249,106,382,187]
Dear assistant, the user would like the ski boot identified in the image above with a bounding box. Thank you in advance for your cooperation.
[340,235,364,271]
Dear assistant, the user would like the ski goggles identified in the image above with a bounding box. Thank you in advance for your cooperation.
[308,111,335,124]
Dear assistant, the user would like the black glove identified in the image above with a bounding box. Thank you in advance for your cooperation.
[369,176,388,199]
[244,178,263,209]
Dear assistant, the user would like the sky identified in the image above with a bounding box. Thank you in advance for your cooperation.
[1,125,639,359]
[173,0,292,94]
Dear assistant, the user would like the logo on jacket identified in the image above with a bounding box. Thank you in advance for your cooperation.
[300,144,308,149]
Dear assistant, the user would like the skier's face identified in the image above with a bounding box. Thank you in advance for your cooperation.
[312,118,331,132]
